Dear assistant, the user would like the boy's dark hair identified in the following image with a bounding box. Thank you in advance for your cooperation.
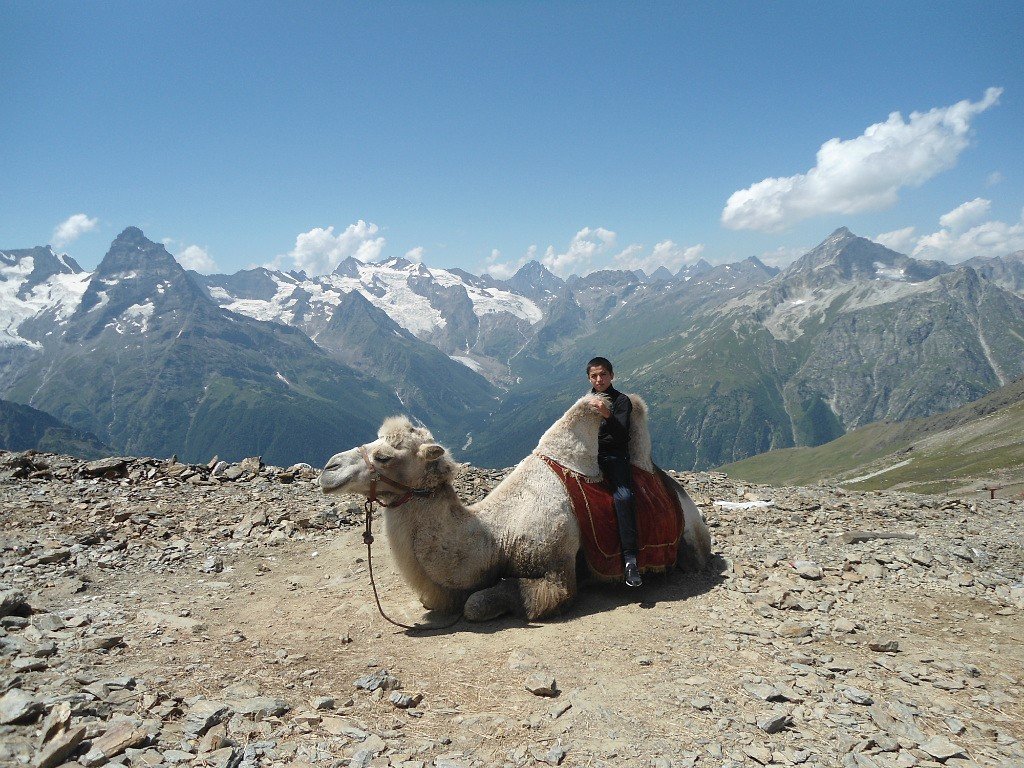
[586,357,614,376]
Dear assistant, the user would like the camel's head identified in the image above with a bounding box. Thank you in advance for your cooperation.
[320,416,457,501]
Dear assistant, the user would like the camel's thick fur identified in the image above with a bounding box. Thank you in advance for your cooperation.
[320,394,712,621]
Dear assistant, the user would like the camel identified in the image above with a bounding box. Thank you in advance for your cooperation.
[319,392,712,621]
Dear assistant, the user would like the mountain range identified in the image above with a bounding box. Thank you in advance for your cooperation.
[1,226,1022,471]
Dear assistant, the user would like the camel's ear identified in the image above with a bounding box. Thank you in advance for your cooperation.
[419,444,446,462]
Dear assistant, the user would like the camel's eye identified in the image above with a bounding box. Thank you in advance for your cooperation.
[373,451,393,464]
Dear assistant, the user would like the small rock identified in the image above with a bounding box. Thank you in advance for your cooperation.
[388,691,423,709]
[919,735,965,760]
[201,556,224,573]
[540,744,567,765]
[525,673,558,697]
[80,721,149,766]
[745,743,773,764]
[869,638,900,653]
[312,696,335,710]
[354,669,400,692]
[35,724,87,768]
[184,700,231,738]
[758,710,792,733]
[0,590,30,618]
[841,687,875,705]
[0,688,41,724]
[793,560,824,579]
[833,617,857,634]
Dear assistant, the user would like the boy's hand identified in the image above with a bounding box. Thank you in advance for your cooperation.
[588,397,611,418]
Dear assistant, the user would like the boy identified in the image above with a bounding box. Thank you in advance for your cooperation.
[586,357,642,587]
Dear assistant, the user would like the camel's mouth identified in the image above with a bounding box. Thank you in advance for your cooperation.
[319,462,360,494]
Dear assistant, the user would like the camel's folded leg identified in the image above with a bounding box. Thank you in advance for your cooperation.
[463,580,518,622]
[464,568,577,622]
[517,569,576,621]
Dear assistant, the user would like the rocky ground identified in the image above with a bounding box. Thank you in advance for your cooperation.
[1,449,1023,768]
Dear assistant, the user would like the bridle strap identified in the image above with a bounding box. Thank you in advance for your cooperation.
[357,446,461,633]
[358,445,432,509]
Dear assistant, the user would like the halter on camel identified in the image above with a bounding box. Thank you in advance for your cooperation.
[357,446,461,632]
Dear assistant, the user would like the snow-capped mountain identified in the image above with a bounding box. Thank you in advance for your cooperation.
[195,257,543,378]
[0,246,90,348]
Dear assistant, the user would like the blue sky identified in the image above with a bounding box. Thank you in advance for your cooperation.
[3,2,1022,277]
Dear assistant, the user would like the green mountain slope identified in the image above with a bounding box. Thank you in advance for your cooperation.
[718,375,1024,495]
[0,399,112,458]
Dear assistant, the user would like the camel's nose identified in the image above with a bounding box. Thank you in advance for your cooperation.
[324,453,346,472]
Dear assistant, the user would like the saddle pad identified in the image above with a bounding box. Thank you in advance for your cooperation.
[537,455,684,578]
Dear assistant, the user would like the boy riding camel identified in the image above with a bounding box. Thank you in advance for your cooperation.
[586,356,642,587]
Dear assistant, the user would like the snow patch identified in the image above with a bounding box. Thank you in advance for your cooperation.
[873,262,907,281]
[842,459,913,484]
[714,500,774,510]
[451,355,482,372]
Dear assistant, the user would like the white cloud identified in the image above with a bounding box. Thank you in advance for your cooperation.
[270,220,386,275]
[404,246,425,262]
[52,213,99,248]
[614,240,706,274]
[873,226,918,254]
[540,227,617,277]
[176,245,218,273]
[938,197,991,232]
[913,206,1024,262]
[986,171,1003,187]
[721,88,1003,232]
[481,248,527,280]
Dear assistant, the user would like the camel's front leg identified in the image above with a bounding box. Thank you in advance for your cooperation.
[418,581,468,615]
[464,567,577,622]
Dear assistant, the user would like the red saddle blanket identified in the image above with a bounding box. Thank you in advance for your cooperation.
[537,455,684,578]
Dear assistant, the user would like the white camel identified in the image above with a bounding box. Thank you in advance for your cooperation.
[319,393,712,621]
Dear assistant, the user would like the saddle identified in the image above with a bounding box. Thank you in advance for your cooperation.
[537,455,684,579]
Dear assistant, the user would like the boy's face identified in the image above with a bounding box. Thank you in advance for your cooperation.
[588,365,613,393]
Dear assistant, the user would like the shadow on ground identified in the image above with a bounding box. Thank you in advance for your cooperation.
[401,552,729,636]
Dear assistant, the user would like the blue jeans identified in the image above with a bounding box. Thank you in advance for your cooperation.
[598,452,638,557]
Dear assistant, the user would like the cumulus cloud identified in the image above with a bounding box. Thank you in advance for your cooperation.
[52,214,99,248]
[481,248,528,280]
[270,220,386,275]
[913,205,1024,262]
[614,240,706,274]
[176,245,218,273]
[873,227,918,254]
[938,197,991,232]
[721,88,1003,232]
[404,246,425,262]
[540,227,617,276]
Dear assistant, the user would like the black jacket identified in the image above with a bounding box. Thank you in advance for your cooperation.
[593,385,631,456]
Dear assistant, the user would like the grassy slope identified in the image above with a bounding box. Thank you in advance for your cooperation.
[718,376,1024,494]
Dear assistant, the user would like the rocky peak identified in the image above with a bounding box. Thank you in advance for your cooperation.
[781,228,947,287]
[504,260,564,299]
[677,258,713,278]
[68,227,211,339]
[331,256,364,278]
[648,266,675,282]
[93,227,183,279]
